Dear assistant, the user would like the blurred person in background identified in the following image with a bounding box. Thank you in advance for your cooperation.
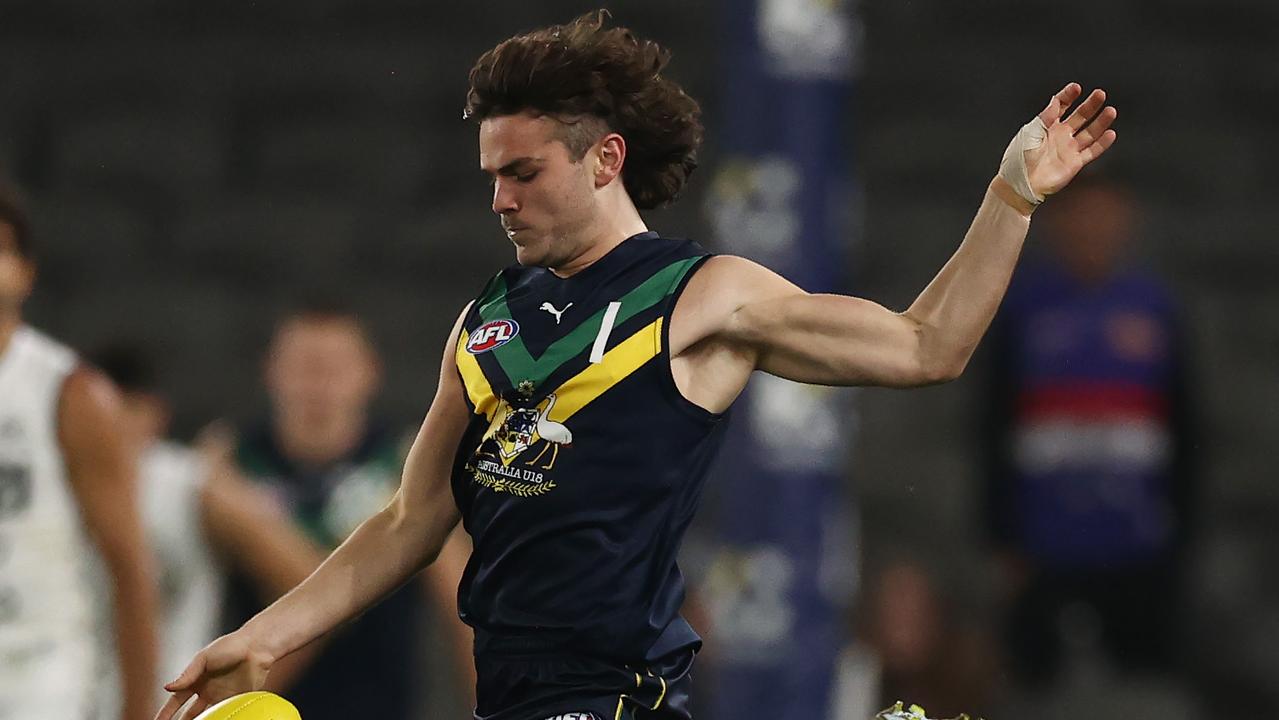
[88,343,328,717]
[0,181,159,720]
[218,299,474,720]
[860,558,999,718]
[983,176,1196,687]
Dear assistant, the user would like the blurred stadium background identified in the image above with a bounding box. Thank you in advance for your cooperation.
[2,0,1276,718]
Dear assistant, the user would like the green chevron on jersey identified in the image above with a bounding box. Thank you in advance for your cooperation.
[475,256,699,383]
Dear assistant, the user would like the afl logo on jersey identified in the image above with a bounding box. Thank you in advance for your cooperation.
[467,319,520,354]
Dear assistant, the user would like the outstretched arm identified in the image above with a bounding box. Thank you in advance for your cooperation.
[715,83,1117,388]
[156,305,474,720]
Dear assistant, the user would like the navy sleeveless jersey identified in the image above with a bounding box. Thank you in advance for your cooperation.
[452,232,726,664]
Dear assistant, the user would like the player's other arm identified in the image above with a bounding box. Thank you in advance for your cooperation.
[157,305,474,720]
[59,367,160,720]
[719,83,1117,388]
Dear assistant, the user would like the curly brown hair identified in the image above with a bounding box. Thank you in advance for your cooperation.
[464,10,703,210]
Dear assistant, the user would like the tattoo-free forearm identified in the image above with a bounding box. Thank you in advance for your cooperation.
[239,498,456,664]
[900,178,1031,379]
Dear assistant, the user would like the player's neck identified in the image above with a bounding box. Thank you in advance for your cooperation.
[549,199,647,278]
[274,412,368,468]
[0,310,20,358]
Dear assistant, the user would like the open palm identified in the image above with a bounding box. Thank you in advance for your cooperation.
[1025,82,1118,197]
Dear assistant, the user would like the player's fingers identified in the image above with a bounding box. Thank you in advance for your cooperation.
[165,654,206,691]
[1079,129,1118,164]
[1064,88,1106,132]
[1075,106,1117,147]
[153,691,193,720]
[177,697,211,720]
[1039,82,1081,126]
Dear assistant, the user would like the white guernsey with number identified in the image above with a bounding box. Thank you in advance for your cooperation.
[0,325,96,719]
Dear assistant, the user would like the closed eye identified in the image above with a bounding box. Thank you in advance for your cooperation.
[483,170,539,186]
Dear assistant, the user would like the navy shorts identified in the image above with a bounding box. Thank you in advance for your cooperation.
[473,647,696,720]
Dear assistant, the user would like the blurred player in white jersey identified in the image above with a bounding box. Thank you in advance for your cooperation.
[0,182,159,720]
[88,343,328,716]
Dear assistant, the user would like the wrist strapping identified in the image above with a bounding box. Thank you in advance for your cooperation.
[998,116,1047,207]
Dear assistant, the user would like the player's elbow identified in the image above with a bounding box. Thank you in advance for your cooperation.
[385,494,453,569]
[384,496,421,543]
[908,333,971,386]
[908,355,965,386]
[903,323,969,386]
[871,352,962,388]
[930,356,969,384]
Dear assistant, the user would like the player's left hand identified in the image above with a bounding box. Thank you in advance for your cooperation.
[997,83,1118,212]
[1025,82,1118,197]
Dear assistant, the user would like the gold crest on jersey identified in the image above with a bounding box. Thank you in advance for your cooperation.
[468,394,573,497]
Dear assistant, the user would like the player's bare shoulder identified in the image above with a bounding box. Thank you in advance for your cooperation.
[669,254,803,358]
[667,255,805,413]
[57,365,126,452]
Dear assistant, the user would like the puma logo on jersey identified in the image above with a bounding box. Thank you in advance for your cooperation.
[539,301,573,324]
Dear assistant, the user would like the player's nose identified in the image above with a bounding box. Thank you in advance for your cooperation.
[492,178,520,215]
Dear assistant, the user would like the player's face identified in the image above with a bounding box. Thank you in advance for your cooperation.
[265,318,380,428]
[0,222,35,312]
[479,113,599,268]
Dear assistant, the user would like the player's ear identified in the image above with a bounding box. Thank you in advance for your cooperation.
[594,133,626,188]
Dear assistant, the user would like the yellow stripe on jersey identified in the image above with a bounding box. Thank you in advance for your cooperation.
[457,318,662,424]
[546,318,662,423]
[456,329,499,420]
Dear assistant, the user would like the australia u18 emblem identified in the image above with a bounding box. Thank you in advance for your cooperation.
[467,319,520,354]
[468,393,572,497]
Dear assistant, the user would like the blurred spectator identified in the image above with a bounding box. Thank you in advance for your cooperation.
[0,181,159,720]
[983,176,1196,687]
[860,558,999,718]
[220,298,474,719]
[88,343,326,716]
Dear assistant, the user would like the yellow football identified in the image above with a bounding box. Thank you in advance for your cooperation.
[194,691,301,720]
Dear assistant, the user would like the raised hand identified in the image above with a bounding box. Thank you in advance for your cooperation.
[152,630,273,720]
[1025,82,1118,197]
[995,83,1119,214]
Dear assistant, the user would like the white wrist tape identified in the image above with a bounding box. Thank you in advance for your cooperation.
[998,116,1047,206]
